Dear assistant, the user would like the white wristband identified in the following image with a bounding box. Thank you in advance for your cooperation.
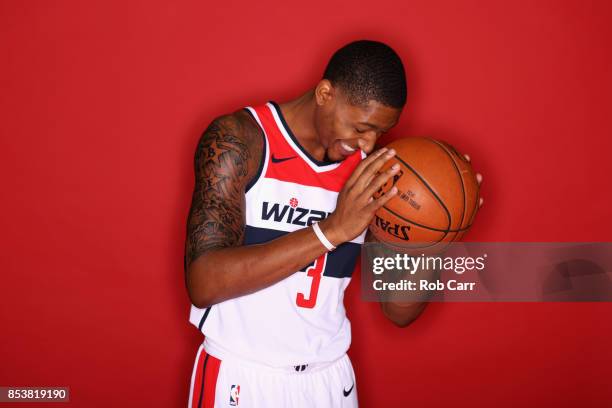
[312,222,336,251]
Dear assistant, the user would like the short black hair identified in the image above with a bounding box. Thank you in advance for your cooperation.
[323,40,407,108]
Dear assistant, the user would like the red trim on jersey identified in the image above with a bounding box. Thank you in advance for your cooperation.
[265,154,360,192]
[190,350,221,408]
[190,350,205,407]
[251,104,363,192]
[203,354,221,408]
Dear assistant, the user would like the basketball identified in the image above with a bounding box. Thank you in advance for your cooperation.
[369,137,480,253]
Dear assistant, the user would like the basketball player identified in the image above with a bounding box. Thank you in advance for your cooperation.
[184,40,482,407]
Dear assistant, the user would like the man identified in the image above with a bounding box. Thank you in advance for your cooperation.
[184,40,481,407]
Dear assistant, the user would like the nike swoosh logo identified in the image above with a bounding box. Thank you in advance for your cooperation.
[271,154,297,163]
[343,384,354,397]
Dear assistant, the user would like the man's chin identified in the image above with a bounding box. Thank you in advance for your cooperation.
[323,152,335,162]
[324,151,345,162]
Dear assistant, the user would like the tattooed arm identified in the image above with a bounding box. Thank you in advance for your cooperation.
[185,111,399,309]
[185,112,339,308]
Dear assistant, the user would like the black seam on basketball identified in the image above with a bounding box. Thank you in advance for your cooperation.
[451,144,480,231]
[441,141,480,228]
[429,139,465,241]
[383,151,451,236]
[380,205,473,233]
[430,139,466,243]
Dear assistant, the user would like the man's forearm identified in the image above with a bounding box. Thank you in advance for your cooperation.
[365,231,438,327]
[378,262,439,326]
[186,218,342,308]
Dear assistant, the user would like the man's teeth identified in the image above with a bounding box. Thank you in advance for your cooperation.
[341,142,356,152]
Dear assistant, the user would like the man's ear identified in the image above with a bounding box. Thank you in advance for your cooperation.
[315,79,335,106]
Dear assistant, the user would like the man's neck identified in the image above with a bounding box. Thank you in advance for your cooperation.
[277,90,327,162]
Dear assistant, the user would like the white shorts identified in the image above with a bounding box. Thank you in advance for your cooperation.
[188,343,358,408]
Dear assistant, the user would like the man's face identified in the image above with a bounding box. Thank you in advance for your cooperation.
[314,82,402,162]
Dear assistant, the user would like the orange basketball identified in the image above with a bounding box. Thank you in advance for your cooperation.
[369,137,480,253]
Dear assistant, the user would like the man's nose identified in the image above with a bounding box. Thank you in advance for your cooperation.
[358,135,378,154]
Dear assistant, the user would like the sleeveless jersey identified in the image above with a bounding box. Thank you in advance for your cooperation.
[189,101,366,367]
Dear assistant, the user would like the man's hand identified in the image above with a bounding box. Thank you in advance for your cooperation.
[320,147,400,246]
[463,153,484,207]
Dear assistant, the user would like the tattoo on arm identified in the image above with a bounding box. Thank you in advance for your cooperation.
[185,115,259,267]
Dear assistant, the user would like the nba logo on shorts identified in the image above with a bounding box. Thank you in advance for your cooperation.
[229,385,240,406]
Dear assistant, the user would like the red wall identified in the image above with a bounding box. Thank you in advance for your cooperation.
[1,1,611,406]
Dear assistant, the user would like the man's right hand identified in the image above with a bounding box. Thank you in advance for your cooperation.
[320,147,400,246]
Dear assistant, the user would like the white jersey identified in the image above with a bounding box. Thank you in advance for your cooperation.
[189,101,366,367]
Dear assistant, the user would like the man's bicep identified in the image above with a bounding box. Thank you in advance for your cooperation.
[185,116,253,267]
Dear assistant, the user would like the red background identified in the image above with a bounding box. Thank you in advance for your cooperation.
[2,0,612,406]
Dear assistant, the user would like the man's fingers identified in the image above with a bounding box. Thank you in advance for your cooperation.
[346,149,386,191]
[366,186,398,212]
[353,148,396,192]
[476,173,483,185]
[464,153,471,162]
[362,164,400,199]
[479,197,484,207]
[345,147,388,188]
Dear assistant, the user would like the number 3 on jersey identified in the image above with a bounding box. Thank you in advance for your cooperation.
[296,253,328,309]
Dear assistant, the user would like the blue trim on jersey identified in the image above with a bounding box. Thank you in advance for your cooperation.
[244,225,361,278]
[243,108,267,194]
[198,307,212,331]
[244,225,286,244]
[269,101,341,167]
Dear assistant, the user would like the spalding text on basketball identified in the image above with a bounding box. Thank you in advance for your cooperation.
[374,215,411,241]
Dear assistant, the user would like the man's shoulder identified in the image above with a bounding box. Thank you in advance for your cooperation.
[206,109,262,147]
[197,108,264,179]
